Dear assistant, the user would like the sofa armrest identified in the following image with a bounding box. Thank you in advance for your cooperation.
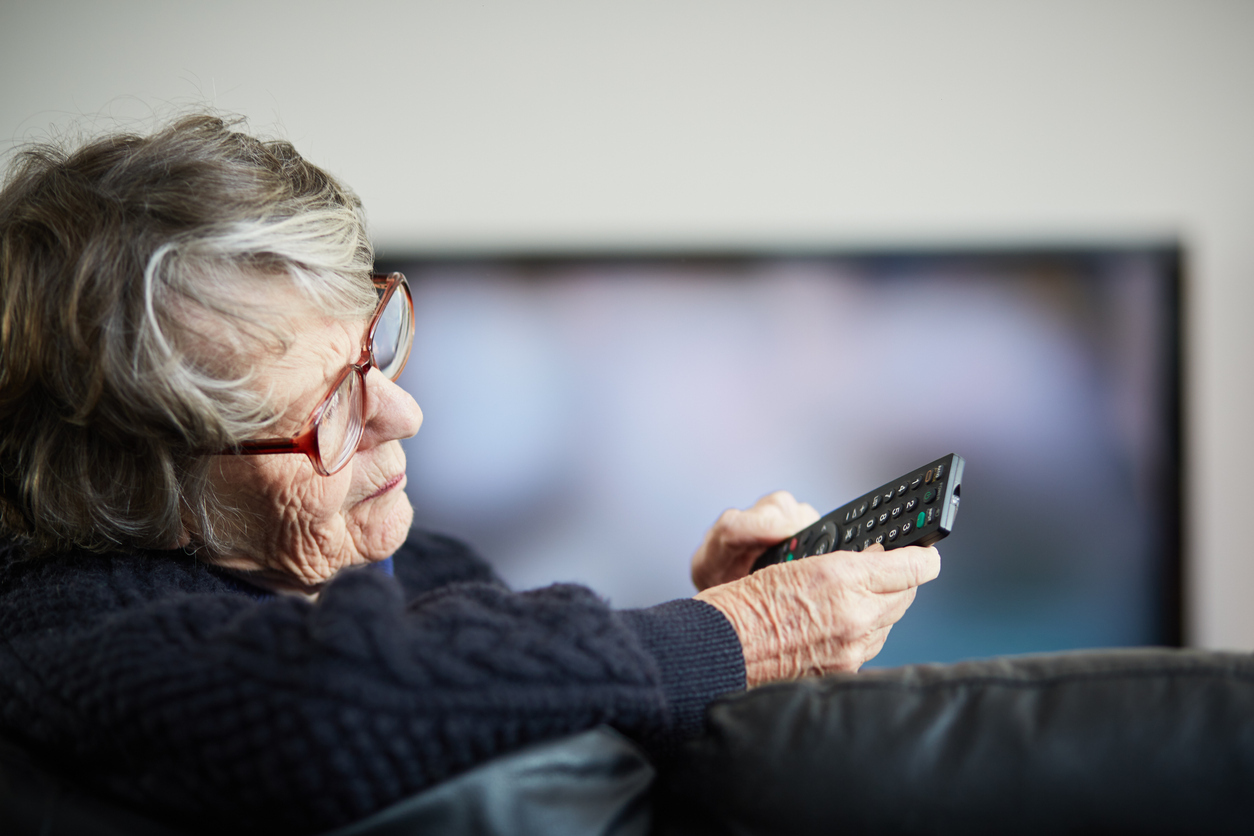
[653,649,1254,835]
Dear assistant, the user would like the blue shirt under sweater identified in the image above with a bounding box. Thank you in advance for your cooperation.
[0,528,745,834]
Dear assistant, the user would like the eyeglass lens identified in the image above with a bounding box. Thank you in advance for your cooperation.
[316,371,364,474]
[373,288,409,379]
[315,282,411,474]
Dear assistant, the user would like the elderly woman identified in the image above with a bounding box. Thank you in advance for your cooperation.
[0,115,940,833]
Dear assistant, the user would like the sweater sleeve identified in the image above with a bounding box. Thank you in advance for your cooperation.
[385,529,745,742]
[618,599,746,744]
[0,552,745,835]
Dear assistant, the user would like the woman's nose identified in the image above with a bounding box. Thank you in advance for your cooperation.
[361,368,423,444]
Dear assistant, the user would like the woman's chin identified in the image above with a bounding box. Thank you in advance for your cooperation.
[355,490,414,563]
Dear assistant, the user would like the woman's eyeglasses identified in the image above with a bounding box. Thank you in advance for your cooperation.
[222,272,414,476]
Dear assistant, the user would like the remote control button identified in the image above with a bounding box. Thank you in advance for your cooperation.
[924,488,937,504]
[857,501,868,518]
[871,495,881,510]
[811,523,836,556]
[861,538,872,551]
[891,505,902,519]
[874,534,885,545]
[924,469,934,484]
[864,516,875,532]
[789,537,798,551]
[785,553,795,562]
[910,476,922,491]
[888,527,899,541]
[906,497,918,512]
[878,512,889,526]
[882,490,894,504]
[916,511,926,528]
[897,483,908,497]
[844,527,856,544]
[935,464,946,479]
[927,507,940,525]
[901,521,913,535]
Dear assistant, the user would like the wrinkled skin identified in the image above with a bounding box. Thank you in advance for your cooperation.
[693,491,941,687]
[197,293,423,594]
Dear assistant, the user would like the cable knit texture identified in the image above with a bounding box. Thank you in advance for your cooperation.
[0,528,744,834]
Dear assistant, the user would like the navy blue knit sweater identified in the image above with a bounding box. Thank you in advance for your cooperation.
[0,528,745,833]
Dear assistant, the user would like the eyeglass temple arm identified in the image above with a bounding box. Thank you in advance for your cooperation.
[230,436,315,456]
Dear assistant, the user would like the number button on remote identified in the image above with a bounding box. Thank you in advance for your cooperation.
[901,521,913,535]
[906,497,918,512]
[891,505,902,519]
[910,476,922,491]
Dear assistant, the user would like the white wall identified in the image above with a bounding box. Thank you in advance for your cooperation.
[4,0,1252,647]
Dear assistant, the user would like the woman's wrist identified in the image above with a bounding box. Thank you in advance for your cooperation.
[696,575,796,688]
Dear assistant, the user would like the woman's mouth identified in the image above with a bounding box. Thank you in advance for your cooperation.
[361,473,405,503]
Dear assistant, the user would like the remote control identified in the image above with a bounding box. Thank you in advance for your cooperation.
[750,454,964,573]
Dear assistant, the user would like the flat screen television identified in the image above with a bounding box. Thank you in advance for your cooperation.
[377,248,1183,666]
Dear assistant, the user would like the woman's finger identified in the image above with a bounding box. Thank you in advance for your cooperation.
[733,492,820,540]
[843,545,941,593]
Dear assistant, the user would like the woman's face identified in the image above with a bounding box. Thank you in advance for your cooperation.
[204,289,423,591]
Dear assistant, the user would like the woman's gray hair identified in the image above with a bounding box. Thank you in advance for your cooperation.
[0,113,378,557]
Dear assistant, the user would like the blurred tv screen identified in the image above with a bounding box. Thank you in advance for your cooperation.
[379,248,1182,666]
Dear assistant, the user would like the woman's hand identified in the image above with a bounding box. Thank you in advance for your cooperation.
[695,544,941,687]
[691,491,821,591]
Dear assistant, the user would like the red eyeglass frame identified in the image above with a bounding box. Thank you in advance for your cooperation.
[222,272,413,476]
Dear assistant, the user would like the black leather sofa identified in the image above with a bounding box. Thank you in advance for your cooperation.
[655,648,1254,835]
[4,648,1253,835]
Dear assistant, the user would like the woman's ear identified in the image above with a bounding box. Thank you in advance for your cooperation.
[175,497,197,550]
